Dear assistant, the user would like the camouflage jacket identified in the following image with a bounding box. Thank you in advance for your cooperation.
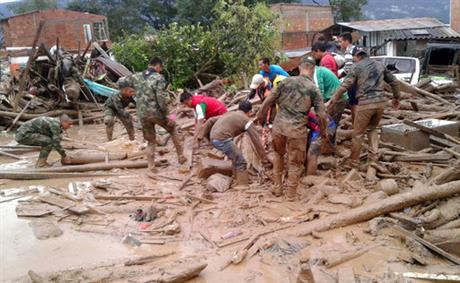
[16,117,65,156]
[126,70,172,121]
[104,91,135,119]
[257,75,327,139]
[341,57,400,106]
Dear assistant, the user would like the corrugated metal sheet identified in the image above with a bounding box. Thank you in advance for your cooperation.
[95,57,132,78]
[380,26,460,40]
[338,17,445,32]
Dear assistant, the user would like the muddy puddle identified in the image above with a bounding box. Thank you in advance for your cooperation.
[0,197,133,281]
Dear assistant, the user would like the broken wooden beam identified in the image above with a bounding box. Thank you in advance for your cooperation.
[393,153,451,162]
[94,195,164,201]
[398,79,454,106]
[38,195,89,215]
[0,150,23,160]
[394,226,460,265]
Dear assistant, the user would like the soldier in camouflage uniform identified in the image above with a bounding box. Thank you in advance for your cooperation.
[104,79,136,141]
[329,47,400,180]
[15,115,73,167]
[257,56,328,201]
[125,57,186,173]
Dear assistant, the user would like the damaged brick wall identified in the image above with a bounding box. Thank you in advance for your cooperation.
[271,4,334,51]
[0,9,108,51]
[451,0,460,34]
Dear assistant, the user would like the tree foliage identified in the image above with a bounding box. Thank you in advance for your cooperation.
[329,0,368,21]
[9,0,58,14]
[177,0,299,24]
[112,0,280,89]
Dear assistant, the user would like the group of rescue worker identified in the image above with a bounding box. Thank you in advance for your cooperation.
[15,32,401,201]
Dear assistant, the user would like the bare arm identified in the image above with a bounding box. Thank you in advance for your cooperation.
[311,88,328,140]
[256,84,280,124]
[198,117,219,142]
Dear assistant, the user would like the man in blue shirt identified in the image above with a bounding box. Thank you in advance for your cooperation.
[259,57,289,83]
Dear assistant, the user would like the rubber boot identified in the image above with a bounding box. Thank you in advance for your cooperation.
[106,125,114,141]
[127,127,135,141]
[286,166,302,201]
[271,154,284,197]
[146,143,157,174]
[170,131,186,164]
[366,165,378,182]
[35,150,51,168]
[35,157,50,168]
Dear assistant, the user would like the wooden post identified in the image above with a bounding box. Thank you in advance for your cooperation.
[13,21,45,111]
[6,100,32,132]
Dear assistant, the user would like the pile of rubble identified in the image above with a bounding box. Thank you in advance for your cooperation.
[0,29,131,131]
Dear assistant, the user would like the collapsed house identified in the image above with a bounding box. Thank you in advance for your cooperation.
[0,9,131,131]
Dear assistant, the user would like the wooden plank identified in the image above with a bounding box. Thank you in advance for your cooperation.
[38,195,89,215]
[394,226,460,265]
[394,153,452,162]
[94,195,164,201]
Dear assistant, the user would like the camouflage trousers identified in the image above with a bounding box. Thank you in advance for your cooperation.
[272,131,307,193]
[15,132,54,159]
[351,105,385,163]
[141,114,184,171]
[104,107,134,138]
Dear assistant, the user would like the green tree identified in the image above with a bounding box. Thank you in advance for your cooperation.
[177,0,298,24]
[9,0,58,14]
[113,0,280,89]
[329,0,368,21]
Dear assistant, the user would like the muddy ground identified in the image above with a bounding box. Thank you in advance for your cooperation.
[1,119,460,283]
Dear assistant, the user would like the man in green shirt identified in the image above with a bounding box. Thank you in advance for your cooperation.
[303,56,348,124]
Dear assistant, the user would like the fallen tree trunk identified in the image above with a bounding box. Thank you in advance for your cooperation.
[0,109,79,121]
[297,180,460,236]
[0,172,116,180]
[66,150,127,165]
[28,160,166,173]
